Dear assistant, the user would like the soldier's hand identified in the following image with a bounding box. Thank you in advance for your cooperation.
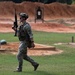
[12,26,17,31]
[31,42,35,48]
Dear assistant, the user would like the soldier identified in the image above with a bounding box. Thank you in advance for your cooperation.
[14,13,39,72]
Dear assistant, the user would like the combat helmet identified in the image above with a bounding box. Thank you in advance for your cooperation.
[19,13,28,20]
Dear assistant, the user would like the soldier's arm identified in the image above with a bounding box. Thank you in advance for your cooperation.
[24,24,35,48]
[24,24,34,42]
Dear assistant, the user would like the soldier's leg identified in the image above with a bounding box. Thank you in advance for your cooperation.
[23,49,39,71]
[15,42,24,72]
[16,50,23,72]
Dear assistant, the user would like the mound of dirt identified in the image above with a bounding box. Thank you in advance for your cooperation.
[44,2,75,18]
[0,42,63,56]
[0,1,75,18]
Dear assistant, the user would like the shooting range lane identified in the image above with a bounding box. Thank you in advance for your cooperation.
[0,2,75,56]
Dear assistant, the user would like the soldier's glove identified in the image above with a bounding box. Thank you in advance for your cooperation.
[12,26,17,31]
[31,41,35,48]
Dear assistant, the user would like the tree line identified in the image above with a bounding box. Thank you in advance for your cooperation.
[13,0,73,4]
[0,0,73,4]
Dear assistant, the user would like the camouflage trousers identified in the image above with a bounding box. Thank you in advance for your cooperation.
[17,41,37,70]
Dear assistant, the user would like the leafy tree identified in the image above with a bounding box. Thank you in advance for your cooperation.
[0,0,73,4]
[56,0,72,4]
[66,0,72,4]
[12,0,22,3]
[56,0,67,3]
[41,0,57,4]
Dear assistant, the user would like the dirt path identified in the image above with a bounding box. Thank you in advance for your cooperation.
[0,17,75,33]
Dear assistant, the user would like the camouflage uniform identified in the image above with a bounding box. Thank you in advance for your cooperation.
[16,21,39,72]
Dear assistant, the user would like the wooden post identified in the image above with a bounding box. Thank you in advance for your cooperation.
[72,36,74,43]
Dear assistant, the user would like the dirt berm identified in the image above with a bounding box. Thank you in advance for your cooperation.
[0,1,75,19]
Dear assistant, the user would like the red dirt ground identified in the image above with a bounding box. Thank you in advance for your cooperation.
[0,42,63,56]
[0,22,75,33]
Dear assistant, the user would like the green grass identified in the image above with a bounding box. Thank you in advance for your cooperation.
[0,31,75,75]
[0,33,18,42]
[0,31,75,44]
[33,31,75,45]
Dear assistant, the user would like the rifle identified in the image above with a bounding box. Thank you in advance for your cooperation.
[12,9,18,36]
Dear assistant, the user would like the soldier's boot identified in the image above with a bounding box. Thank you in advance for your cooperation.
[33,63,39,71]
[14,62,22,72]
[23,55,39,71]
[14,67,22,72]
